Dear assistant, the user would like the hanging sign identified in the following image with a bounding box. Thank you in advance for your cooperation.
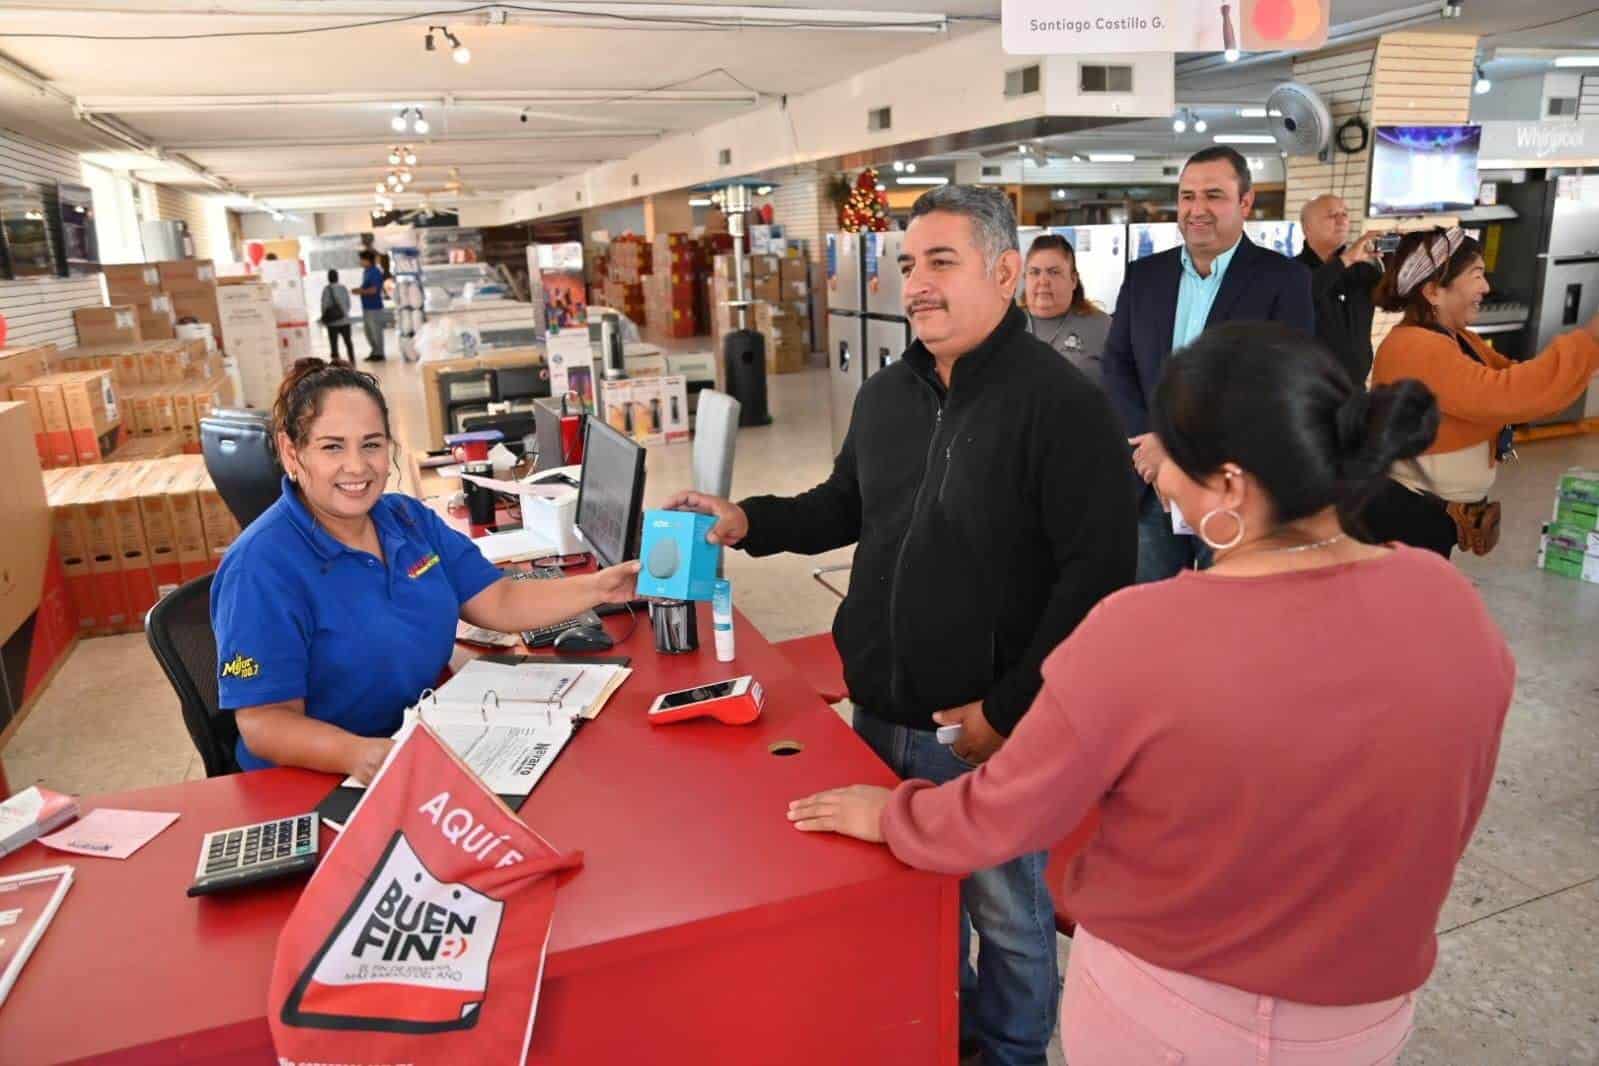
[1002,0,1328,55]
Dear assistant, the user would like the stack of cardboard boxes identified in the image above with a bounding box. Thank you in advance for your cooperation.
[42,455,240,637]
[642,233,707,341]
[100,264,181,344]
[602,237,650,322]
[1537,468,1599,584]
[156,259,225,354]
[707,250,812,373]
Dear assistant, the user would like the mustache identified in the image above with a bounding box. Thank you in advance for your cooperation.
[907,299,947,313]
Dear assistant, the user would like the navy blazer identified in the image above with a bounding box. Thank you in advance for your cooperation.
[1103,236,1315,436]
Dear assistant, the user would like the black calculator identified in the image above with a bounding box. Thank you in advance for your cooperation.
[187,813,320,897]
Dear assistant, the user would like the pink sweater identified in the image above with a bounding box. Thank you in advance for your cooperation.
[882,547,1513,1005]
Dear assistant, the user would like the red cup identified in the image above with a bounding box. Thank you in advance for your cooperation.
[451,439,492,464]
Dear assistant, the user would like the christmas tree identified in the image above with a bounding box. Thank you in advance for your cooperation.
[840,168,890,232]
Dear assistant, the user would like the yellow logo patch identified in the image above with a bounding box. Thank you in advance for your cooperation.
[408,553,441,580]
[221,653,261,680]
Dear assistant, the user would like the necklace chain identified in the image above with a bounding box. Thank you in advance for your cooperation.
[1261,533,1347,555]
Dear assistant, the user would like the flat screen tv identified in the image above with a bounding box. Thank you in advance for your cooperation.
[1369,125,1482,217]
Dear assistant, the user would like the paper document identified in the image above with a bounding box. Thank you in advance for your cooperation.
[39,809,179,860]
[462,472,572,500]
[408,714,574,795]
[437,659,630,720]
[0,865,73,1007]
[474,527,557,563]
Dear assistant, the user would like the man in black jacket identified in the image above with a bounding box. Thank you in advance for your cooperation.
[1296,194,1384,387]
[667,186,1136,1066]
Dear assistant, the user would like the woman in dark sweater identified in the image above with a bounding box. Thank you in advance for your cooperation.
[790,323,1514,1065]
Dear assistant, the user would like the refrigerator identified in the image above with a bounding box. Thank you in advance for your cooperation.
[1243,220,1305,259]
[864,231,912,386]
[1127,222,1182,263]
[140,219,192,262]
[826,232,867,454]
[1493,176,1599,425]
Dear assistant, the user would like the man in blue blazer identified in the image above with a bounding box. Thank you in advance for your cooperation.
[1103,146,1315,582]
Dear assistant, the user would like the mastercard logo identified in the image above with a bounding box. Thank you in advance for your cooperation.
[1243,0,1328,49]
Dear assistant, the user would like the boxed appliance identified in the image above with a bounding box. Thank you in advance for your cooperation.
[0,344,56,400]
[659,374,690,444]
[129,462,182,599]
[75,464,132,635]
[53,369,122,465]
[0,403,75,732]
[194,466,242,562]
[166,281,225,354]
[114,431,183,462]
[104,462,158,628]
[626,376,666,446]
[751,276,783,303]
[157,259,217,287]
[600,378,634,440]
[635,509,721,601]
[103,264,162,304]
[43,467,97,634]
[278,324,312,364]
[74,306,142,347]
[11,378,76,469]
[749,254,782,280]
[779,256,809,289]
[260,258,309,326]
[162,457,212,581]
[135,293,178,341]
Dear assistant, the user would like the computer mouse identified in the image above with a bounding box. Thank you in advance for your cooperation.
[553,623,615,653]
[646,537,680,579]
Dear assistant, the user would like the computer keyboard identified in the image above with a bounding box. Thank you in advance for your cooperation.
[188,813,319,897]
[514,567,601,646]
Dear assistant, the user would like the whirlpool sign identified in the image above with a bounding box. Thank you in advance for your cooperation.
[1479,122,1599,166]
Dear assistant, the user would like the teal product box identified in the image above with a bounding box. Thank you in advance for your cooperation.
[636,509,722,602]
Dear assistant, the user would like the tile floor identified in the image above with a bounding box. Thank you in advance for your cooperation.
[5,340,1597,1065]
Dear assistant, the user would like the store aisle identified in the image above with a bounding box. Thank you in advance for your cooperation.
[3,355,1596,1066]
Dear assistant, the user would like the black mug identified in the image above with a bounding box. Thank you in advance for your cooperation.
[649,600,699,654]
[463,462,496,526]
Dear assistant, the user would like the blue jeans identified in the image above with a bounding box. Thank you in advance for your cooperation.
[853,709,1057,1066]
[1135,487,1213,584]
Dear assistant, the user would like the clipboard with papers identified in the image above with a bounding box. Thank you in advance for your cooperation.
[317,658,631,829]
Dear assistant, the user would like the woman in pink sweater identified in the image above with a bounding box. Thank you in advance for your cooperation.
[790,322,1514,1065]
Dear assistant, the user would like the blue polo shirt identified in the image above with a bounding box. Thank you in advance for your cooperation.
[1172,237,1242,351]
[360,265,384,311]
[211,478,504,771]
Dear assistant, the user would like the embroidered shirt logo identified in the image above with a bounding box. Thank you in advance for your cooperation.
[221,653,261,680]
[408,553,441,580]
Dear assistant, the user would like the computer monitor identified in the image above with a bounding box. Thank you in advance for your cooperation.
[575,417,646,568]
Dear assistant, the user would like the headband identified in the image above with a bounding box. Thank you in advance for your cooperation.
[1394,227,1466,298]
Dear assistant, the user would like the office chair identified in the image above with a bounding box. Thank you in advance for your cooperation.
[201,409,283,530]
[145,573,239,778]
[691,390,741,498]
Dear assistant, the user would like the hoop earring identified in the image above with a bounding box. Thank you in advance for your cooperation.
[1198,508,1245,551]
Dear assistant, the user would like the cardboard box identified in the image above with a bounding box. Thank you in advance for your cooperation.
[105,462,159,629]
[601,378,633,440]
[114,431,183,462]
[749,254,781,280]
[752,276,782,303]
[75,464,132,634]
[167,281,224,353]
[195,467,242,562]
[148,387,178,436]
[162,457,213,581]
[278,324,312,364]
[626,376,665,446]
[779,256,809,288]
[129,463,182,599]
[0,344,56,400]
[33,370,121,465]
[0,411,76,733]
[659,374,690,444]
[157,259,217,287]
[44,466,97,634]
[13,379,75,469]
[74,306,142,348]
[635,509,722,601]
[104,263,161,291]
[136,293,178,341]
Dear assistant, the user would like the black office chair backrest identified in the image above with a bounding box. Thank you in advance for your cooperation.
[200,408,283,530]
[145,573,239,777]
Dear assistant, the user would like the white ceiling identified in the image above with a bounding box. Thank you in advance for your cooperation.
[2,1,1598,215]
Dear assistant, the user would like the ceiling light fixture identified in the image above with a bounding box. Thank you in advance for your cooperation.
[1474,65,1492,94]
[375,183,386,194]
[688,198,714,207]
[425,25,471,64]
[388,149,400,165]
[756,185,772,195]
[1173,111,1188,134]
[896,176,949,186]
[1553,55,1599,68]
[1212,133,1278,144]
[391,110,408,133]
[1087,153,1136,163]
[1194,116,1208,133]
[400,170,413,184]
[405,149,418,166]
[413,110,430,135]
[905,163,916,173]
[892,161,905,172]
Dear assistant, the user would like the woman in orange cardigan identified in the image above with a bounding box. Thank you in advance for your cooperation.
[1364,227,1599,556]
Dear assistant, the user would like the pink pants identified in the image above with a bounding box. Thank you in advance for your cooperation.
[1061,927,1416,1065]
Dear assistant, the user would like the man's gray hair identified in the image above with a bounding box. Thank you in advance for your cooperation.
[908,184,1019,273]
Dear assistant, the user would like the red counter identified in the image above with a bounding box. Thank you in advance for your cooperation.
[0,603,959,1065]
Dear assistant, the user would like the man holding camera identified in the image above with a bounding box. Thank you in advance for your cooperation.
[1297,195,1384,388]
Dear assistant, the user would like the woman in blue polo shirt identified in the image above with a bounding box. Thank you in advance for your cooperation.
[211,359,639,781]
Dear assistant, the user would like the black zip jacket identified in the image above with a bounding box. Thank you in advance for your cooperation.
[738,305,1137,735]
